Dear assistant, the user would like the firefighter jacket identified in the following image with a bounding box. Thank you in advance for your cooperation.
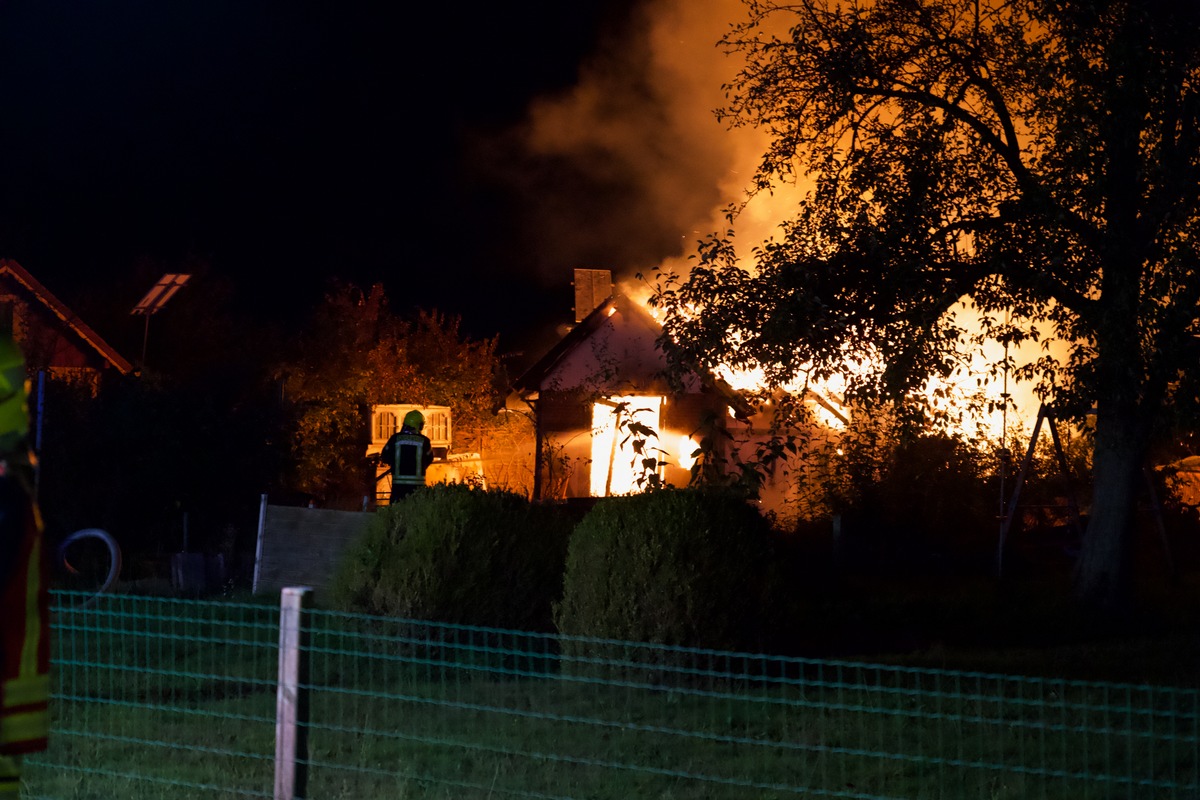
[0,462,49,756]
[0,340,27,459]
[381,428,433,489]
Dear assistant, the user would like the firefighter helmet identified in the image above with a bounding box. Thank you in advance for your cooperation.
[403,410,425,430]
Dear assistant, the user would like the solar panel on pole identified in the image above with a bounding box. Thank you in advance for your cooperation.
[131,273,191,371]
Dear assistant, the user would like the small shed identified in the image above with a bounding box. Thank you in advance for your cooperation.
[0,259,133,379]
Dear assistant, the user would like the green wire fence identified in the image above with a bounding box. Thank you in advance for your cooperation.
[22,590,1200,799]
[24,592,278,799]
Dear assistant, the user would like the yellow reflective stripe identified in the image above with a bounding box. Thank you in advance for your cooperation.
[0,708,48,746]
[19,534,42,679]
[1,676,48,711]
[0,755,18,798]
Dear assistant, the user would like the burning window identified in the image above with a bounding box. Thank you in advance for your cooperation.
[590,395,663,496]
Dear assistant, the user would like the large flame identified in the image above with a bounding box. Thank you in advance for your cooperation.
[630,272,1061,442]
[590,395,664,496]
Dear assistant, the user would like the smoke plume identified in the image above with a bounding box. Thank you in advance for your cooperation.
[476,0,782,288]
[483,0,1056,436]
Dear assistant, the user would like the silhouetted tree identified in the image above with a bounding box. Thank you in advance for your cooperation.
[654,0,1200,611]
[280,282,500,503]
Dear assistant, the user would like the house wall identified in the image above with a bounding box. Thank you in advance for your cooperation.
[662,392,727,435]
[519,291,839,513]
[534,391,593,500]
[541,319,662,394]
[525,295,726,500]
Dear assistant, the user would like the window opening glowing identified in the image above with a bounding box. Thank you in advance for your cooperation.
[590,395,663,496]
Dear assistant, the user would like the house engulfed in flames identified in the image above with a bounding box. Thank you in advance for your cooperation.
[512,270,841,517]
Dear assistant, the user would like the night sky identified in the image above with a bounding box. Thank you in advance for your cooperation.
[0,1,672,361]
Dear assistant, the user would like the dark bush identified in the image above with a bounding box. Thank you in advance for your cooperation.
[330,484,573,631]
[554,488,775,652]
[831,432,995,572]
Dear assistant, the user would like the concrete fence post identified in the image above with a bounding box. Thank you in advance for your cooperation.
[275,586,311,800]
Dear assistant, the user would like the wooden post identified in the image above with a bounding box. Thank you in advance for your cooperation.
[1142,467,1177,581]
[275,587,311,800]
[997,404,1047,578]
[997,403,1087,578]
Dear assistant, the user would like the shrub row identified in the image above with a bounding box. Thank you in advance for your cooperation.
[330,484,777,651]
[330,483,573,631]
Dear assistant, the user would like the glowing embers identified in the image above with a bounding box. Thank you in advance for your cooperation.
[590,395,663,496]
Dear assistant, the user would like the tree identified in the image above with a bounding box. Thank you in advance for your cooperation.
[397,309,505,453]
[652,0,1200,611]
[281,282,501,503]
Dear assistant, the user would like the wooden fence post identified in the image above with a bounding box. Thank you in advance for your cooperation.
[275,586,311,800]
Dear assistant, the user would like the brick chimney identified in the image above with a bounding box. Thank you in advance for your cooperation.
[572,269,613,323]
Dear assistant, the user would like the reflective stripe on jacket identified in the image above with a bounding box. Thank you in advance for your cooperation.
[391,433,430,487]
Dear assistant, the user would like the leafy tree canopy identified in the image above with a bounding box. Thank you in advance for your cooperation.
[281,282,500,502]
[653,0,1200,610]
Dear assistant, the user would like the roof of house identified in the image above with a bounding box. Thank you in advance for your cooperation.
[513,292,633,394]
[0,259,134,375]
[512,291,752,412]
[513,289,849,425]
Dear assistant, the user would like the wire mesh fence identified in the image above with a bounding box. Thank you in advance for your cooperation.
[21,591,1200,799]
[24,592,278,799]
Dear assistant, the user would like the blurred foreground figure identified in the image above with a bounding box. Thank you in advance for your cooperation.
[0,336,48,798]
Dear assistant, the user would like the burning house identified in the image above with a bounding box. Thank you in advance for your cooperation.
[512,270,841,518]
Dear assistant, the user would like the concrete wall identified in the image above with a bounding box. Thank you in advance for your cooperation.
[253,501,372,599]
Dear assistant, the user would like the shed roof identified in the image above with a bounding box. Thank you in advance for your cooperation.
[0,259,133,374]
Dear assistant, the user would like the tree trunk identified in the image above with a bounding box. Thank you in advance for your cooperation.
[1073,405,1145,613]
